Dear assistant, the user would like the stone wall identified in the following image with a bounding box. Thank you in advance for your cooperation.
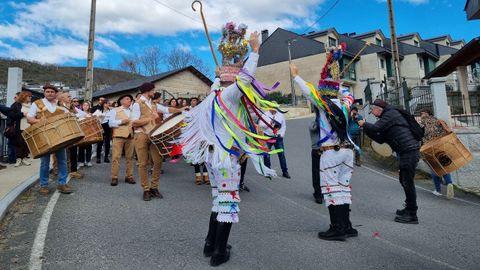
[451,128,480,191]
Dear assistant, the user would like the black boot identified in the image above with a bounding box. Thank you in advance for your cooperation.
[396,207,407,216]
[341,204,358,237]
[318,205,346,241]
[203,212,218,257]
[210,222,233,267]
[394,209,419,224]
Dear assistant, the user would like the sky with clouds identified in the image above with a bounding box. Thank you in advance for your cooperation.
[0,0,478,75]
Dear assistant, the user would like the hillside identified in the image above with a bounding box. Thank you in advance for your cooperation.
[0,58,143,89]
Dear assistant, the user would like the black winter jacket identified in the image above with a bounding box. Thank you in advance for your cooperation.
[9,102,24,133]
[363,105,420,154]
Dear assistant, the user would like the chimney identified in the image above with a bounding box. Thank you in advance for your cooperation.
[261,29,269,43]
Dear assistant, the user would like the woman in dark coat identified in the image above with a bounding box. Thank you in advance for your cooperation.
[9,90,32,166]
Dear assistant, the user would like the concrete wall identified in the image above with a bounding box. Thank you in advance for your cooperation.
[401,54,424,86]
[361,34,385,46]
[453,128,480,190]
[154,70,210,98]
[312,32,339,47]
[400,36,421,47]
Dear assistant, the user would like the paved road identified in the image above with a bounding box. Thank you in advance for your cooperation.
[1,117,480,270]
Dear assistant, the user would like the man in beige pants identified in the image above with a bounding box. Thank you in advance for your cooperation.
[109,94,136,186]
[131,82,184,201]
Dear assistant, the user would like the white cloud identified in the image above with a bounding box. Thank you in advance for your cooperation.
[0,0,325,64]
[198,45,211,52]
[177,44,192,52]
[0,36,103,64]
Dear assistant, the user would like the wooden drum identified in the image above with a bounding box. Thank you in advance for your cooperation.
[420,132,473,176]
[22,113,84,158]
[149,113,185,157]
[74,117,104,146]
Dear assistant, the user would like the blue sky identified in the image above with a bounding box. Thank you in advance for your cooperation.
[0,0,478,77]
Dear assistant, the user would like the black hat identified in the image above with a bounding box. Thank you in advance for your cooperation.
[117,94,133,105]
[372,99,387,108]
[43,84,59,92]
[139,82,155,93]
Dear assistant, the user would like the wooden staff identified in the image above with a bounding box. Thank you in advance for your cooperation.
[340,42,371,77]
[192,0,219,67]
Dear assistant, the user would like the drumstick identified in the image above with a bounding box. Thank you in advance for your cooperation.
[192,0,219,67]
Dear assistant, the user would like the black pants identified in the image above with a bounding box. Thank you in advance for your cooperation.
[311,149,322,198]
[240,158,248,186]
[194,163,207,174]
[97,123,111,159]
[69,146,78,172]
[78,144,92,163]
[399,150,420,212]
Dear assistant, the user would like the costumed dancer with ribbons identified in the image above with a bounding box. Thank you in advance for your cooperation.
[290,44,358,241]
[179,15,282,266]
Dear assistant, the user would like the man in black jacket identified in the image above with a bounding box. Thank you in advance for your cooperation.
[358,99,420,224]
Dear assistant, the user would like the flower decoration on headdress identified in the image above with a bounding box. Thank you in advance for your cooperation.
[218,22,249,67]
[318,43,346,96]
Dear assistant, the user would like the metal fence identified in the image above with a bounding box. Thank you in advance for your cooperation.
[407,86,432,116]
[376,84,432,116]
[447,90,480,115]
[376,86,402,107]
[451,114,480,127]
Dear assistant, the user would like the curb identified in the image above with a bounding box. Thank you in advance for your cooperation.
[0,173,39,222]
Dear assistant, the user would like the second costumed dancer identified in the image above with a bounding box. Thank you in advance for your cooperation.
[179,23,282,266]
[290,43,358,241]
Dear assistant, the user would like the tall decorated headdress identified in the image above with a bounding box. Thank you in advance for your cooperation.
[218,22,249,82]
[318,43,346,96]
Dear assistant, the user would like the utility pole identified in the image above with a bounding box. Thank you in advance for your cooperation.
[287,39,297,106]
[85,0,96,101]
[387,0,404,107]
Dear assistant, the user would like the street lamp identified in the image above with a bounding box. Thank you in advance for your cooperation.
[287,38,297,106]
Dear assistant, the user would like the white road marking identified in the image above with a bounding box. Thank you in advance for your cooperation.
[29,177,71,270]
[362,165,480,207]
[375,237,462,270]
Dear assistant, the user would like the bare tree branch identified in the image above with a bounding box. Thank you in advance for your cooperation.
[139,46,162,76]
[164,48,211,77]
[118,54,141,74]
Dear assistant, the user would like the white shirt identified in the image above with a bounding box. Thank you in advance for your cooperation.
[108,106,132,128]
[259,110,286,137]
[92,109,110,124]
[131,95,170,121]
[75,109,88,119]
[27,98,67,118]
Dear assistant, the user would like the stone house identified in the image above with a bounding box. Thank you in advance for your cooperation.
[92,66,212,104]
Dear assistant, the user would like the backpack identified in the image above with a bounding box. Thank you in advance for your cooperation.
[395,108,424,141]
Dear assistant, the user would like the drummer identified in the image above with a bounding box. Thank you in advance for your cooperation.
[108,94,136,186]
[26,85,73,195]
[59,91,87,180]
[131,82,184,201]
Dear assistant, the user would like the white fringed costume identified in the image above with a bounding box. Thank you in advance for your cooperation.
[179,52,278,223]
[294,76,354,206]
[293,44,355,207]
